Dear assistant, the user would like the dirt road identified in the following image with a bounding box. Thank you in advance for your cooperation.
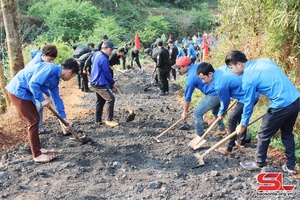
[0,66,299,199]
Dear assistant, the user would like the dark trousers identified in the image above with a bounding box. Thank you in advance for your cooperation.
[77,74,81,88]
[157,67,169,92]
[170,60,176,80]
[8,92,41,158]
[92,87,115,122]
[255,97,300,169]
[80,73,89,91]
[226,102,246,151]
[190,57,196,64]
[131,57,142,69]
[121,55,126,70]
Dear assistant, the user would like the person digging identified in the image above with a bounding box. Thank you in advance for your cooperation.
[196,62,259,155]
[5,58,79,163]
[172,56,226,138]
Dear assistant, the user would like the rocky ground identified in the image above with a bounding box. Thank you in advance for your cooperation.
[0,65,299,200]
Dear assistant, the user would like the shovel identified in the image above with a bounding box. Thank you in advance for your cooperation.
[143,67,157,91]
[116,87,136,122]
[193,112,265,167]
[47,106,90,144]
[188,100,237,150]
[154,110,193,143]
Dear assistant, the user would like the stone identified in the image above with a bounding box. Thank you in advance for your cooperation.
[1,154,8,163]
[179,124,190,130]
[210,170,220,177]
[112,162,121,169]
[233,183,242,190]
[267,155,273,159]
[149,180,162,189]
[0,171,9,180]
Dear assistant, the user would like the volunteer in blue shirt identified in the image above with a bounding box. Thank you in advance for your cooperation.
[5,58,79,163]
[177,47,185,59]
[225,50,300,174]
[29,45,58,134]
[187,42,197,64]
[172,56,225,137]
[197,63,260,155]
[90,40,119,127]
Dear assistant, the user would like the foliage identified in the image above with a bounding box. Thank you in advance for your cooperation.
[28,0,100,42]
[139,15,170,47]
[271,135,300,163]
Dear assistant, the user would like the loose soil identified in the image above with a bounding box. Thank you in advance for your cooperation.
[0,66,299,200]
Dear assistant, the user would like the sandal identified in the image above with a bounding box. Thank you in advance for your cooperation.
[216,148,232,155]
[40,148,56,154]
[34,154,57,163]
[282,164,297,175]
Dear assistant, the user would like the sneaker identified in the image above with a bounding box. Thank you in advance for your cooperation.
[215,129,227,136]
[282,164,297,175]
[159,91,169,96]
[240,161,261,171]
[105,120,119,127]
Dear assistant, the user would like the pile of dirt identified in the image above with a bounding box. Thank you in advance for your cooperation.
[0,66,299,199]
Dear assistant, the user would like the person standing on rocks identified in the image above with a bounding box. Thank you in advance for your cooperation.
[167,39,178,81]
[121,42,131,70]
[196,63,259,154]
[144,47,159,85]
[171,57,226,137]
[29,45,58,134]
[90,41,119,127]
[156,39,170,96]
[130,47,142,69]
[5,58,79,163]
[225,50,300,174]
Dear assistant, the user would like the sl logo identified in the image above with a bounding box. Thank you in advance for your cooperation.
[257,172,296,191]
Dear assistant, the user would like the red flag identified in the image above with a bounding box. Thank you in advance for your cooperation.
[203,35,209,62]
[135,31,141,50]
[168,34,172,40]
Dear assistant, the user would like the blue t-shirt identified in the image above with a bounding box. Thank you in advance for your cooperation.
[90,51,115,89]
[187,44,197,59]
[212,65,259,116]
[184,63,216,101]
[6,62,67,118]
[177,47,185,58]
[241,58,300,126]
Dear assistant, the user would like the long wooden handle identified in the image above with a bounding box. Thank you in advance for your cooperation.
[202,112,265,157]
[155,110,193,140]
[47,106,80,139]
[116,87,132,112]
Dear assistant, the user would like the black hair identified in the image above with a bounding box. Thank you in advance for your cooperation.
[87,42,95,48]
[72,45,78,50]
[196,62,215,76]
[61,58,79,74]
[225,50,248,66]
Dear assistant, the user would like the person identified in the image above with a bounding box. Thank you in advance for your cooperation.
[29,45,58,134]
[150,40,157,51]
[121,42,131,70]
[177,47,185,59]
[144,47,159,85]
[72,44,91,89]
[109,47,125,78]
[87,42,95,51]
[77,50,93,92]
[187,41,197,64]
[5,58,79,163]
[225,50,300,174]
[196,63,259,154]
[174,40,179,46]
[171,56,226,137]
[181,38,187,46]
[90,41,119,127]
[130,47,142,69]
[97,34,108,51]
[156,39,170,96]
[167,39,178,81]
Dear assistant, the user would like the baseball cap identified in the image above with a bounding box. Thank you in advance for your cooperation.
[156,39,163,46]
[117,47,125,52]
[102,34,108,39]
[102,41,117,49]
[172,56,191,69]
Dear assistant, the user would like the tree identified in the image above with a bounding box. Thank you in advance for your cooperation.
[0,0,25,109]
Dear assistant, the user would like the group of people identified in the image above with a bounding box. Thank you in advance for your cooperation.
[172,51,299,175]
[5,33,300,176]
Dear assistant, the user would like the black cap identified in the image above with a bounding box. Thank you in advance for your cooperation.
[144,48,152,54]
[102,40,117,49]
[117,47,125,52]
[102,34,108,39]
[156,39,163,46]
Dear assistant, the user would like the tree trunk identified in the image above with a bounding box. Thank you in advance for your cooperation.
[0,0,24,111]
[0,62,10,110]
[0,0,24,79]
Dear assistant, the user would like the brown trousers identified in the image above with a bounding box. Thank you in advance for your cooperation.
[8,92,41,158]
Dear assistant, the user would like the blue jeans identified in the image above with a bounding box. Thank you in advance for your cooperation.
[36,101,43,131]
[194,95,225,136]
[255,97,300,169]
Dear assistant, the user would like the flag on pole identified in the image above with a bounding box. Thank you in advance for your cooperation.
[135,31,141,50]
[168,34,172,40]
